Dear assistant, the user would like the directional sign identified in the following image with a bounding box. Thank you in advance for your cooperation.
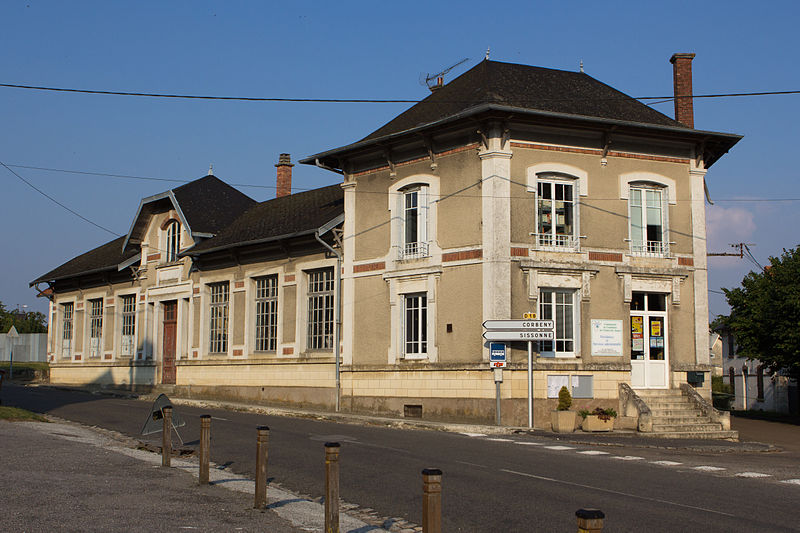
[483,320,554,331]
[483,330,555,341]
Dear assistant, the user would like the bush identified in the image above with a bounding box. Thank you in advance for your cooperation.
[557,386,572,411]
[711,375,732,394]
[579,407,618,421]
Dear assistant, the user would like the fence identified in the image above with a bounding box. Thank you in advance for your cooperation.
[0,333,47,362]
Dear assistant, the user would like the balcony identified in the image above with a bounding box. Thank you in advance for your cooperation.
[532,233,579,252]
[630,240,670,257]
[398,241,429,260]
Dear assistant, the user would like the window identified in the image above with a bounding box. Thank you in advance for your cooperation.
[538,289,576,357]
[307,268,334,350]
[403,293,427,356]
[120,295,136,357]
[535,179,577,249]
[400,186,429,259]
[208,282,229,353]
[255,275,279,352]
[61,302,73,359]
[88,299,103,358]
[166,220,181,262]
[629,186,667,256]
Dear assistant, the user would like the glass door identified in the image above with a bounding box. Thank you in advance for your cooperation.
[630,293,668,388]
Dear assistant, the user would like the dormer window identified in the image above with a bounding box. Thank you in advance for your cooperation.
[165,220,181,262]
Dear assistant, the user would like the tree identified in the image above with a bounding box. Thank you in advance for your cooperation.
[0,301,48,334]
[722,247,800,379]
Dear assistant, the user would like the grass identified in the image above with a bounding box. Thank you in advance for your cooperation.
[0,362,49,372]
[0,406,49,422]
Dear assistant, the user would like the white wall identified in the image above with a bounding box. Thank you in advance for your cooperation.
[0,333,47,362]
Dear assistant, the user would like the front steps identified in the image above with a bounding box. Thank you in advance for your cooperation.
[635,388,739,440]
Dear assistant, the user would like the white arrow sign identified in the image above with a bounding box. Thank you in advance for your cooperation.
[482,320,554,331]
[482,330,555,341]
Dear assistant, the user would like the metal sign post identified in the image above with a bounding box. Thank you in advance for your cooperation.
[490,343,506,425]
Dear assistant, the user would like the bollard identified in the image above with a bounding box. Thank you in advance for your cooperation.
[254,426,270,509]
[161,406,172,467]
[199,415,211,485]
[576,508,605,533]
[324,442,340,533]
[422,468,442,533]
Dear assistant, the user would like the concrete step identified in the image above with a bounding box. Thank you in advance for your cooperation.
[652,423,725,433]
[651,416,712,425]
[649,408,701,417]
[646,401,694,409]
[634,389,684,397]
[648,430,739,440]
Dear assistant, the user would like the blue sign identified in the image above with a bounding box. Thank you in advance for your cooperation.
[490,343,506,362]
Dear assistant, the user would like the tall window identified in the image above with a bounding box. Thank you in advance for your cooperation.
[400,186,429,259]
[538,289,576,357]
[536,179,576,249]
[120,295,136,357]
[255,275,278,352]
[209,282,229,353]
[61,302,73,359]
[404,293,427,356]
[307,268,334,350]
[166,220,181,262]
[630,186,667,256]
[89,299,103,358]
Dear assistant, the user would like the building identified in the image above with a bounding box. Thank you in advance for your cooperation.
[34,54,742,430]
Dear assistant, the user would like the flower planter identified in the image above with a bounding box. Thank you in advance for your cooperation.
[551,410,577,433]
[582,415,614,432]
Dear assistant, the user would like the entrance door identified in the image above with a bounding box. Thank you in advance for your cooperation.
[162,301,177,385]
[630,292,668,388]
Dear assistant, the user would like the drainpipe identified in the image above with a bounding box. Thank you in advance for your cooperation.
[315,230,342,412]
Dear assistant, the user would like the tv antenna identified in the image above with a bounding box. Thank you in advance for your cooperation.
[419,57,470,90]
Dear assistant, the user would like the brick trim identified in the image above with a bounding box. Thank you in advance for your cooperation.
[510,142,690,165]
[588,251,623,262]
[353,261,385,273]
[234,281,245,289]
[104,354,112,360]
[233,349,243,356]
[147,253,161,262]
[442,249,482,262]
[511,247,529,257]
[192,287,200,295]
[282,347,294,355]
[678,257,694,266]
[74,355,82,361]
[284,274,296,283]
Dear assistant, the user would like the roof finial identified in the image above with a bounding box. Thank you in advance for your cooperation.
[580,60,584,73]
[208,163,214,175]
[485,47,490,60]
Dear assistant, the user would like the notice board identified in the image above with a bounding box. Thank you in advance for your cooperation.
[591,319,623,357]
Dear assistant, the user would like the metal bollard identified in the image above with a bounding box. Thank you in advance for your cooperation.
[254,426,270,509]
[576,508,605,532]
[161,406,172,467]
[324,442,340,533]
[199,415,211,485]
[422,468,442,533]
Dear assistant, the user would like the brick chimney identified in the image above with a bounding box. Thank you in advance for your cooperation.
[275,153,293,198]
[670,53,696,128]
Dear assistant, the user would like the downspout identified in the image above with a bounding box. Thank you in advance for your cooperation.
[315,230,342,412]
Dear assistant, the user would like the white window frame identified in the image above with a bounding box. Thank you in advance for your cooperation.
[208,282,229,354]
[120,294,136,357]
[254,275,279,352]
[306,267,335,351]
[165,220,181,263]
[388,175,440,264]
[532,175,579,251]
[628,183,669,257]
[403,292,427,356]
[400,187,429,259]
[538,288,578,358]
[88,298,103,359]
[61,302,74,359]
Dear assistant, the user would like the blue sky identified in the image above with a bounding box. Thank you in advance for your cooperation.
[2,1,798,319]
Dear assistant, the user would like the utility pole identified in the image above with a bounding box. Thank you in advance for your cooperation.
[707,243,753,258]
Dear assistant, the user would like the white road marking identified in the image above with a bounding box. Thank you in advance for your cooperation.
[780,479,800,485]
[515,442,544,446]
[543,445,575,451]
[485,437,514,442]
[501,469,734,517]
[651,460,682,466]
[461,432,487,437]
[456,460,487,469]
[736,472,771,478]
[577,450,609,455]
[694,466,726,472]
[211,417,229,421]
[613,456,644,461]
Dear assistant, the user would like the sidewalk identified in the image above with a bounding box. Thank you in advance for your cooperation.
[0,419,390,532]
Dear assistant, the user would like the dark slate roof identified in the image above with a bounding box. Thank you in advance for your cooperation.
[30,236,138,285]
[171,175,257,235]
[186,184,344,255]
[363,60,684,141]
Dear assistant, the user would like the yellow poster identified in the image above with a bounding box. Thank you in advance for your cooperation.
[631,316,643,334]
[651,320,662,337]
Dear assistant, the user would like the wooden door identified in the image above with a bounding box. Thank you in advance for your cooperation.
[162,301,177,384]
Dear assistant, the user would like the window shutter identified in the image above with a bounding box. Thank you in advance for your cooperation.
[661,188,669,248]
[419,186,429,244]
[572,180,580,243]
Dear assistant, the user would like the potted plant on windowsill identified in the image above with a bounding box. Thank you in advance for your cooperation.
[551,386,577,433]
[579,407,617,432]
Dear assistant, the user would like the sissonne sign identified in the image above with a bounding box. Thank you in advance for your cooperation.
[482,320,554,331]
[482,319,555,341]
[483,330,554,341]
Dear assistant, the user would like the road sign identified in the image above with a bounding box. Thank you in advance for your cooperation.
[482,320,554,331]
[489,343,506,368]
[522,312,536,319]
[7,325,19,338]
[483,330,555,341]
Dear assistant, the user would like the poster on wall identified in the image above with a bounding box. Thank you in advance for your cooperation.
[547,375,570,398]
[591,319,623,356]
[631,316,644,351]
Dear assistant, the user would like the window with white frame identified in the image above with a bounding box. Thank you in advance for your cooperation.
[255,275,278,352]
[629,185,668,256]
[307,268,334,350]
[538,289,576,357]
[400,186,429,259]
[403,293,427,356]
[535,178,578,250]
[61,302,73,359]
[120,295,136,357]
[208,282,229,353]
[88,299,103,358]
[165,220,181,262]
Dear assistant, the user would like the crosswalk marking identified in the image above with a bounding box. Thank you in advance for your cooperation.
[694,466,726,472]
[515,442,544,446]
[736,472,770,478]
[543,445,575,451]
[461,433,487,437]
[485,438,514,442]
[780,479,800,485]
[651,460,682,466]
[577,450,609,455]
[613,456,644,461]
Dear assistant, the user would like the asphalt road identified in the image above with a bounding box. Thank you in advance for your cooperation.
[5,384,800,532]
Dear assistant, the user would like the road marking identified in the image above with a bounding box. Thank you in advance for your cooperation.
[543,445,575,451]
[736,472,771,478]
[613,456,644,461]
[501,468,735,517]
[651,461,682,466]
[461,433,486,437]
[577,450,609,455]
[694,466,726,472]
[780,479,800,485]
[456,460,487,469]
[211,417,229,421]
[515,442,544,446]
[485,438,514,442]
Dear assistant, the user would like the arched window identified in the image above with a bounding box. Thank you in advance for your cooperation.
[165,220,181,262]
